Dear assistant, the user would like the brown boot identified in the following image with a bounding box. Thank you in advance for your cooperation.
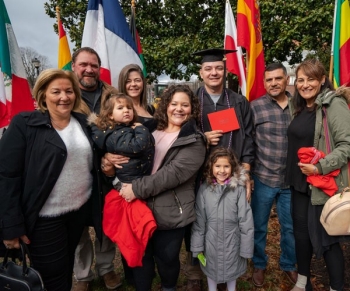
[72,281,92,291]
[102,271,122,290]
[252,268,265,287]
[186,279,202,291]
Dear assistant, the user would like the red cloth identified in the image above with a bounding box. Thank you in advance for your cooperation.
[297,147,340,196]
[103,189,157,267]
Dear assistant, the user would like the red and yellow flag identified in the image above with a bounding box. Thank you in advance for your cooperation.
[57,7,71,70]
[333,0,350,88]
[237,0,265,101]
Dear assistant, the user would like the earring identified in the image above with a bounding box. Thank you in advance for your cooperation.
[321,83,324,86]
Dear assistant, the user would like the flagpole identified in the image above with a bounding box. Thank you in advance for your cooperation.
[56,6,60,26]
[329,0,338,82]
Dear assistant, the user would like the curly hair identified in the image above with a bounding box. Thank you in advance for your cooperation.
[203,147,240,185]
[95,93,138,130]
[33,69,82,113]
[154,84,200,130]
[293,58,334,115]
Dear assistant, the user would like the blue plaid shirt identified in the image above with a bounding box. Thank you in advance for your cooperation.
[250,93,292,188]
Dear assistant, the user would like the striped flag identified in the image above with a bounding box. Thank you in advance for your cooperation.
[225,0,247,96]
[0,0,34,128]
[237,0,265,101]
[57,9,72,70]
[130,5,147,77]
[82,0,143,87]
[332,0,350,88]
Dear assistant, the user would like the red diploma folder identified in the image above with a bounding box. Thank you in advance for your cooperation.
[207,108,240,133]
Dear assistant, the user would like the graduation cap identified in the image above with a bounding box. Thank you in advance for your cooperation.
[192,48,237,89]
[192,48,237,64]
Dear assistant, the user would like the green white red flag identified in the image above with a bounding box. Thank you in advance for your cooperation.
[0,0,34,128]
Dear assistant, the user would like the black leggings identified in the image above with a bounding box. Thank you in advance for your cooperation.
[28,202,89,291]
[132,227,186,291]
[291,188,344,290]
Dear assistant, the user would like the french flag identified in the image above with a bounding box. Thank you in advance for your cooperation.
[82,0,143,88]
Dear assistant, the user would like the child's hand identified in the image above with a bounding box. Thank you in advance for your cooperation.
[131,122,142,129]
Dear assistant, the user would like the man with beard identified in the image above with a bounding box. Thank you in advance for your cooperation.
[71,47,121,291]
[250,63,297,287]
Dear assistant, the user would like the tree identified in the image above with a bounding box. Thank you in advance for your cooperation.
[44,0,334,81]
[20,47,52,88]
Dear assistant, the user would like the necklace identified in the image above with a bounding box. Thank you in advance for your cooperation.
[50,118,70,130]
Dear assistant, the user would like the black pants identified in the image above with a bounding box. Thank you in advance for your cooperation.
[291,188,344,290]
[132,227,186,291]
[28,202,89,291]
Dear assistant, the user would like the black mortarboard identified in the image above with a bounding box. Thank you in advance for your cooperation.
[192,48,237,64]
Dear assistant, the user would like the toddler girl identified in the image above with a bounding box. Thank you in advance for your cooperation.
[89,93,154,187]
[89,93,156,268]
[191,147,254,291]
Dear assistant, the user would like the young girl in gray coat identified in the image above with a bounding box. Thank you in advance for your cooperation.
[191,147,254,291]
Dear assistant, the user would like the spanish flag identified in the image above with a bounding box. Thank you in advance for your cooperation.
[237,0,265,101]
[333,0,350,88]
[57,7,72,70]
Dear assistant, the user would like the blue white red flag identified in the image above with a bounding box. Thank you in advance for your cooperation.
[82,0,143,87]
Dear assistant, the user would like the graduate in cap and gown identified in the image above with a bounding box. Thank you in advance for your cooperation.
[193,48,254,190]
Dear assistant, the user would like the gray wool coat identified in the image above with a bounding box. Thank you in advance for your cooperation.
[191,168,254,283]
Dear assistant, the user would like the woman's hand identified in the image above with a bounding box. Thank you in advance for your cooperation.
[204,130,223,146]
[104,153,130,169]
[3,235,30,249]
[246,179,252,202]
[298,162,318,176]
[120,183,136,202]
[101,156,115,176]
[131,122,142,129]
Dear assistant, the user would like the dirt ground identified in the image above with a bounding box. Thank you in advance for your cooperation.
[81,209,350,290]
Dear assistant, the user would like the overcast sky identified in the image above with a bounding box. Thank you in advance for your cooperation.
[4,0,74,68]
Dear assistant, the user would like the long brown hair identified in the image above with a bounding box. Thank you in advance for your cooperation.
[95,93,138,130]
[203,147,240,185]
[154,84,200,130]
[118,64,148,109]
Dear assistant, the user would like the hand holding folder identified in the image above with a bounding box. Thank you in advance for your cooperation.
[207,108,240,133]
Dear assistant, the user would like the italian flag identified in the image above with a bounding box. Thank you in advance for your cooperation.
[0,0,34,128]
[333,0,350,88]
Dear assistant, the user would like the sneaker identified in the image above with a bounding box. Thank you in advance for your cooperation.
[186,279,202,291]
[72,281,92,291]
[102,271,122,290]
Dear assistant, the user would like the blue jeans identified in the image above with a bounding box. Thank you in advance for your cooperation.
[251,175,296,271]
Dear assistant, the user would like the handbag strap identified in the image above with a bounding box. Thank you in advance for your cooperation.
[322,106,331,154]
[2,241,34,274]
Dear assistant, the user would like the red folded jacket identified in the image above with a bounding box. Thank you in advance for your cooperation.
[103,189,157,267]
[297,147,340,196]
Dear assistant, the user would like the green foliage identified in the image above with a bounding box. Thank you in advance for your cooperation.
[44,0,334,82]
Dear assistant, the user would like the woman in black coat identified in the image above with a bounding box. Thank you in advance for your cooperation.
[0,69,97,291]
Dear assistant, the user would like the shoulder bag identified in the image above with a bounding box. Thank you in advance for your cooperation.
[0,242,45,291]
[319,107,350,236]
